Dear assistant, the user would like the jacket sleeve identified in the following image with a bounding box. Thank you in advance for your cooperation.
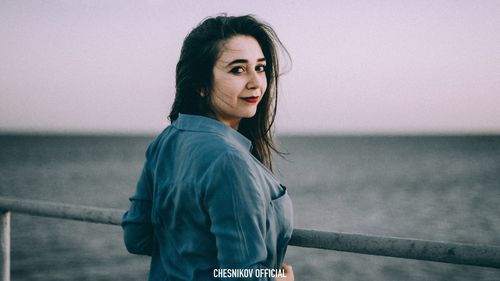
[204,151,274,280]
[122,149,154,256]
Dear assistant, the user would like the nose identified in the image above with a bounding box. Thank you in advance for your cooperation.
[246,69,264,90]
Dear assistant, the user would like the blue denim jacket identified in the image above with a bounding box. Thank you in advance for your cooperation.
[122,114,294,280]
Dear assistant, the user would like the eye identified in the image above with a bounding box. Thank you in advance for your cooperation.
[229,66,245,74]
[255,65,266,72]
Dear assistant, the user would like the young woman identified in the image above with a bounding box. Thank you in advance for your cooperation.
[122,14,294,280]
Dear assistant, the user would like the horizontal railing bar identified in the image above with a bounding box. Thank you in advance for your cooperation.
[289,229,500,269]
[1,196,499,269]
[0,197,122,226]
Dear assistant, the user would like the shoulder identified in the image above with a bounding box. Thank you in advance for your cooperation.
[179,129,248,162]
[151,124,239,154]
[202,149,260,192]
[147,125,251,174]
[202,150,267,208]
[210,149,252,171]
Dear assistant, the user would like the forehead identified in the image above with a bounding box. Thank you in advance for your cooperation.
[217,35,265,63]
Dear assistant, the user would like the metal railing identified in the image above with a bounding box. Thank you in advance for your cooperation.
[1,196,499,281]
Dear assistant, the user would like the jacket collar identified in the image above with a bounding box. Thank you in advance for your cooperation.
[173,113,252,152]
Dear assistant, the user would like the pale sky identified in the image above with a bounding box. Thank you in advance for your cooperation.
[1,0,499,135]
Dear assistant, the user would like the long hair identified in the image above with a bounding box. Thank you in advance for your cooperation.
[169,14,290,171]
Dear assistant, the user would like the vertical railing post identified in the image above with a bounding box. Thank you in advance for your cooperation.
[1,211,10,281]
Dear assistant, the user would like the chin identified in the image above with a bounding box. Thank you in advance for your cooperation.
[237,105,259,119]
[242,110,258,119]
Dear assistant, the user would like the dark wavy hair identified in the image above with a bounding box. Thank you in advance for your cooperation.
[169,14,290,171]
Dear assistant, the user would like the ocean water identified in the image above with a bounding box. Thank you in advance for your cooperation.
[0,134,499,281]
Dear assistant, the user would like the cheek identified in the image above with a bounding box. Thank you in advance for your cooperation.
[215,81,240,99]
[211,82,240,109]
[261,76,268,92]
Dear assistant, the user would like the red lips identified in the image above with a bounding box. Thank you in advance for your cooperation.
[241,96,259,103]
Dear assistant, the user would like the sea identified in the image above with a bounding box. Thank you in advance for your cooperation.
[0,134,499,281]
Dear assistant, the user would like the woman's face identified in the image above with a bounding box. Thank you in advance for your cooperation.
[209,35,267,129]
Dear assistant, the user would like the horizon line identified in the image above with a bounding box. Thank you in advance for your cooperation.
[1,129,499,138]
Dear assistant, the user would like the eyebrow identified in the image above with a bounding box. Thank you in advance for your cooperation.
[226,58,266,67]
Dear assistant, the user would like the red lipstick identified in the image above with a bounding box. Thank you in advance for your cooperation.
[241,96,259,104]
